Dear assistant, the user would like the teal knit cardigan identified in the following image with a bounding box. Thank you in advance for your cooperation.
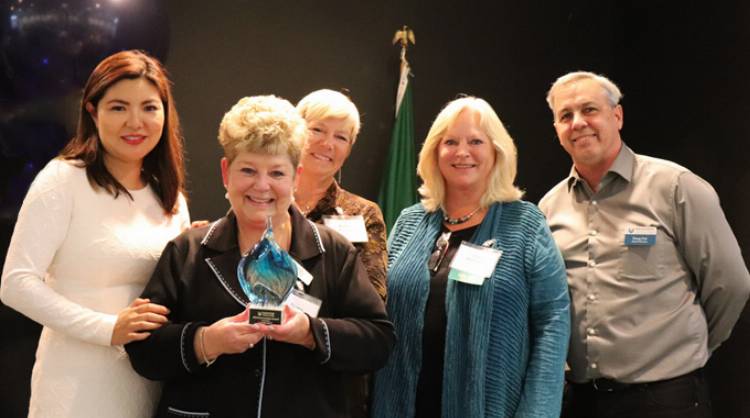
[372,201,570,417]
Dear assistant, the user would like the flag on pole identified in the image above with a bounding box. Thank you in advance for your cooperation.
[378,53,418,231]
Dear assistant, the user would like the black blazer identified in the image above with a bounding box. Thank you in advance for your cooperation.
[126,207,395,418]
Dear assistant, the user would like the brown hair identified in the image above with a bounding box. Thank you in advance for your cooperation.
[59,49,185,214]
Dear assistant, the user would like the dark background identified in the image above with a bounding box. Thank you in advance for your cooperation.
[2,1,749,417]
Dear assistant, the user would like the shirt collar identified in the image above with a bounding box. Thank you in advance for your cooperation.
[289,204,326,260]
[306,180,341,220]
[201,210,239,253]
[608,143,635,183]
[565,142,635,192]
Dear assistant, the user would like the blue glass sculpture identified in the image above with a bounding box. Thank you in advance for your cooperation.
[237,217,297,323]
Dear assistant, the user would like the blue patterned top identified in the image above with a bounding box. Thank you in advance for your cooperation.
[372,201,570,418]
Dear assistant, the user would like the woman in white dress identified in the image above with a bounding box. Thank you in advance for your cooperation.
[1,50,190,418]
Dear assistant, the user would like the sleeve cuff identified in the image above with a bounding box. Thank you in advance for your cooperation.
[309,318,332,364]
[99,313,118,346]
[179,321,210,374]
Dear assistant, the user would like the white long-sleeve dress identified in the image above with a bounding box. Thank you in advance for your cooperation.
[1,158,189,418]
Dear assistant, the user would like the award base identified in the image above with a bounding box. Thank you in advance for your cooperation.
[249,305,283,325]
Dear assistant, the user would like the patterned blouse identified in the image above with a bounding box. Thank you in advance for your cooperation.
[303,181,387,301]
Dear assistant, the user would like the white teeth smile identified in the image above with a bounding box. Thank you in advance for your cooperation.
[453,164,476,168]
[572,134,596,143]
[311,153,332,162]
[247,196,273,204]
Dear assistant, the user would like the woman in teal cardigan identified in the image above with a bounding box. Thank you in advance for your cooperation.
[372,96,570,417]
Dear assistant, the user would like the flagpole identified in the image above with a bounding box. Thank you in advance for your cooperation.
[379,26,418,231]
[392,26,415,116]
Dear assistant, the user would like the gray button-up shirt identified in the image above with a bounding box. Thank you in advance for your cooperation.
[539,144,750,383]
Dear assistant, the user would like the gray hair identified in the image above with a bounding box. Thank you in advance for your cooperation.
[546,71,623,110]
[296,89,361,143]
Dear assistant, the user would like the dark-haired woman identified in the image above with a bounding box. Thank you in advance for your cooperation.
[0,50,189,418]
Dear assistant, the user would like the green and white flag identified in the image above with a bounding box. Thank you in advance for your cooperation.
[378,58,418,231]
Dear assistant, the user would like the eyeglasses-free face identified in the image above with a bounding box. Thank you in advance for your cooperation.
[300,117,353,181]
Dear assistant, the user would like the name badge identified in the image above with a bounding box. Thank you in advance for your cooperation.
[286,289,322,318]
[624,226,657,246]
[293,260,314,285]
[448,241,503,286]
[322,215,368,243]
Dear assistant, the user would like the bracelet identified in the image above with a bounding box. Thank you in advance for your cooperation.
[199,327,216,367]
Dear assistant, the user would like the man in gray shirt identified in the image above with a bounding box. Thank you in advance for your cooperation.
[539,70,750,418]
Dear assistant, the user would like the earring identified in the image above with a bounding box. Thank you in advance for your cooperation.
[224,192,229,200]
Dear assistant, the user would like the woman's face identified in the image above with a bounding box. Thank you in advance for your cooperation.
[436,109,496,195]
[89,77,164,171]
[221,151,297,229]
[300,117,352,181]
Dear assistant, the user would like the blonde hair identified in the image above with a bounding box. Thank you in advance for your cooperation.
[296,89,361,143]
[218,95,307,167]
[417,96,524,212]
[546,71,623,111]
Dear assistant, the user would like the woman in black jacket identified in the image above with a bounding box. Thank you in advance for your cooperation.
[126,95,395,418]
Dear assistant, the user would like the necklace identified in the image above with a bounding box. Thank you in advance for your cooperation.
[295,193,324,216]
[297,201,316,216]
[295,186,328,216]
[443,206,482,225]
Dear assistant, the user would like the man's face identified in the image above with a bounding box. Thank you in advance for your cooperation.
[551,79,623,171]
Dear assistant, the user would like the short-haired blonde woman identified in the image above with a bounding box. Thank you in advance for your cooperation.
[126,95,395,418]
[295,89,389,418]
[372,96,570,418]
[295,89,387,301]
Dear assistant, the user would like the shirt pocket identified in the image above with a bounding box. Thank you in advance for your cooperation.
[618,225,669,280]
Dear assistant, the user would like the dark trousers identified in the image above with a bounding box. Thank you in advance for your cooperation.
[562,369,713,418]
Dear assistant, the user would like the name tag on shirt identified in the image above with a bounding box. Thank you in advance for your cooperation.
[293,260,314,285]
[286,289,322,318]
[624,226,657,246]
[322,215,368,243]
[448,241,503,286]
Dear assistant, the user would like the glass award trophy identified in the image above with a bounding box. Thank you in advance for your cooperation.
[237,217,297,324]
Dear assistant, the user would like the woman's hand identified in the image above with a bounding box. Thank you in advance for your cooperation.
[198,308,264,362]
[111,298,170,346]
[254,305,316,350]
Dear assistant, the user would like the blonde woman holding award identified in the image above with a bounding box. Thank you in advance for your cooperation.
[126,95,394,418]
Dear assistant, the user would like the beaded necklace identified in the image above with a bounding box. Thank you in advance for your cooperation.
[443,206,482,225]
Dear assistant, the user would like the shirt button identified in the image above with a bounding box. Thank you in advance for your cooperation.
[589,230,598,236]
[587,328,596,336]
[588,260,596,267]
[587,294,596,301]
[591,362,598,369]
